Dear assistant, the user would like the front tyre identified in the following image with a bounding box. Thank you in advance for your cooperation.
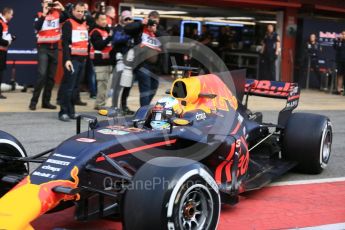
[123,157,220,230]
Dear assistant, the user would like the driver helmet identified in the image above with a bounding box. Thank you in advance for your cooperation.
[150,97,180,130]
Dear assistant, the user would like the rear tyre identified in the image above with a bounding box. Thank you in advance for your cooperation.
[123,157,221,230]
[282,113,332,174]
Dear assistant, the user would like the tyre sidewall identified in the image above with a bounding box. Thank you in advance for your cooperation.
[123,157,220,230]
[282,113,332,174]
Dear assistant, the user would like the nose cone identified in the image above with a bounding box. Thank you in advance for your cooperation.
[0,177,41,229]
[0,167,79,230]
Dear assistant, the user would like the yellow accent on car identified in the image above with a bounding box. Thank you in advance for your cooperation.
[173,118,190,126]
[99,109,108,116]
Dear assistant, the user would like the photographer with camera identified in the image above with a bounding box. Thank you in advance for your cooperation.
[111,10,134,115]
[124,11,165,107]
[92,1,106,16]
[0,7,14,99]
[29,0,68,110]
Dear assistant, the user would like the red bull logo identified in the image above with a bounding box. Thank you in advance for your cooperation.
[171,74,238,114]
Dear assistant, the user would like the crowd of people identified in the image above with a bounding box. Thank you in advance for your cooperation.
[0,1,165,122]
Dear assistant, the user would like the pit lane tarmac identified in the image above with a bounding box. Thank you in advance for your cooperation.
[30,178,345,229]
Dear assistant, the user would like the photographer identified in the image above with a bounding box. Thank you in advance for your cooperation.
[105,6,116,28]
[92,1,106,16]
[58,2,88,122]
[29,0,68,110]
[89,13,114,110]
[0,7,14,99]
[83,3,95,29]
[124,11,165,106]
[111,10,134,115]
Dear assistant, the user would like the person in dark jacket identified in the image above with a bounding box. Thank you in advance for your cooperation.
[302,33,322,89]
[333,31,345,95]
[0,7,14,99]
[89,13,113,110]
[124,11,165,107]
[261,24,281,81]
[29,0,68,110]
[58,2,88,122]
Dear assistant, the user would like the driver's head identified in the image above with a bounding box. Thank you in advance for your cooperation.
[150,97,181,130]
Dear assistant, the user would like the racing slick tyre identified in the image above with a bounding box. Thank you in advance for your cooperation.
[0,130,28,197]
[282,113,332,174]
[123,157,221,230]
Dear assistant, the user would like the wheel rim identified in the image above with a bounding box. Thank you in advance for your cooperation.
[320,125,332,168]
[178,184,214,230]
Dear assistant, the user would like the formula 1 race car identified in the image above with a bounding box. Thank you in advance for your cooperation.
[0,70,332,230]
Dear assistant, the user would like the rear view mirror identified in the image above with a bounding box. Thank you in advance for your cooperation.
[76,115,98,136]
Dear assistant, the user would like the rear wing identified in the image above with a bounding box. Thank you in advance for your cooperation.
[245,79,299,99]
[244,79,301,127]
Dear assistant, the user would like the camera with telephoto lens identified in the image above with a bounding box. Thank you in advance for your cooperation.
[147,19,157,26]
[65,3,74,13]
[84,10,91,17]
[48,2,57,7]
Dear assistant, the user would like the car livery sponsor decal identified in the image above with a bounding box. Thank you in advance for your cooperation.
[195,112,207,121]
[41,165,61,172]
[32,154,76,181]
[76,138,96,143]
[97,128,129,136]
[106,125,144,133]
[46,159,70,166]
[32,171,56,179]
[245,79,294,98]
[52,153,76,160]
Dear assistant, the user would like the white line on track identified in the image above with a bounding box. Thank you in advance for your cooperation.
[291,222,345,230]
[269,177,345,187]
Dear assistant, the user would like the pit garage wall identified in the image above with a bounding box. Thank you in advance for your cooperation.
[294,17,345,84]
[281,8,298,82]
